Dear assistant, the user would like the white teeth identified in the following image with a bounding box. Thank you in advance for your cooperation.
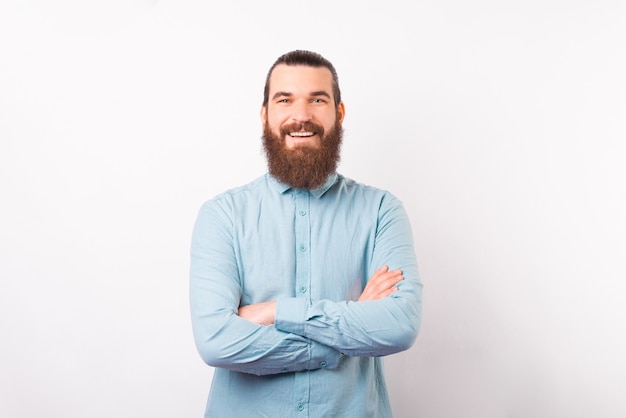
[289,132,314,137]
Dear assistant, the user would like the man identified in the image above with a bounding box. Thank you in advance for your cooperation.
[190,50,422,417]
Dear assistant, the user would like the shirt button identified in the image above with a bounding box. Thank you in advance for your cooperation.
[320,361,327,367]
[299,245,306,252]
[299,210,306,216]
[299,286,307,293]
[297,403,305,411]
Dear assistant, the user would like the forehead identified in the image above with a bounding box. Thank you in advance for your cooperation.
[268,64,334,97]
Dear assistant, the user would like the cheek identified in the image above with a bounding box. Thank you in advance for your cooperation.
[267,112,287,130]
[322,115,339,131]
[264,116,279,133]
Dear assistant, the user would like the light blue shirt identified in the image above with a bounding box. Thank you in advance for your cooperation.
[190,173,423,417]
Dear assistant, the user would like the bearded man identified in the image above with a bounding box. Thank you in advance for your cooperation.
[190,50,423,417]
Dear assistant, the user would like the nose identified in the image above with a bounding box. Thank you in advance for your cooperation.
[291,101,312,122]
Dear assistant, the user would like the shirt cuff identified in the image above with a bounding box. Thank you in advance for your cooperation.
[309,340,341,370]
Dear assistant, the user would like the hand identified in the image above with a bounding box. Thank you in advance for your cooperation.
[358,265,403,302]
[238,301,277,325]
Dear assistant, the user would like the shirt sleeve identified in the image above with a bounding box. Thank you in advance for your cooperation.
[190,199,341,376]
[274,193,423,357]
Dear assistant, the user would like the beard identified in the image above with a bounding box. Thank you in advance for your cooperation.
[262,119,343,190]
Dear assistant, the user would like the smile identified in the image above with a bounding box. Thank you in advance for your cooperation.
[289,131,315,137]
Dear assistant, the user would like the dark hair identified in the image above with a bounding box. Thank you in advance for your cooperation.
[263,50,341,107]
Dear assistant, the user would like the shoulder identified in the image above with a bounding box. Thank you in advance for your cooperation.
[194,175,269,222]
[334,174,402,205]
[202,175,268,205]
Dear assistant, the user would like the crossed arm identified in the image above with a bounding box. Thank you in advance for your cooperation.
[238,265,404,325]
[190,193,422,375]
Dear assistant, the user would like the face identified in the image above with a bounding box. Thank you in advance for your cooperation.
[261,64,345,150]
[260,64,346,190]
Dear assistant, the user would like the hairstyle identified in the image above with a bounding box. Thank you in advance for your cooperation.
[263,50,342,107]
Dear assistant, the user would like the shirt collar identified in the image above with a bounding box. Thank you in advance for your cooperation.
[267,172,339,198]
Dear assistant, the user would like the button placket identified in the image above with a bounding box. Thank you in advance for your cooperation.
[294,191,311,302]
[292,190,311,414]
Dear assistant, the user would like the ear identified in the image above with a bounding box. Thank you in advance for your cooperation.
[337,101,346,124]
[260,105,267,124]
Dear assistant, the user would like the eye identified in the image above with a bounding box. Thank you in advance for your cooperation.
[277,98,291,104]
[311,98,327,103]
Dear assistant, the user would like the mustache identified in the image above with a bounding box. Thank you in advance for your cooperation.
[279,121,324,137]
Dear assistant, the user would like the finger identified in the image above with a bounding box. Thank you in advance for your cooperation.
[376,270,403,286]
[385,286,400,297]
[367,275,401,296]
[360,267,402,301]
[370,265,389,281]
[373,286,400,300]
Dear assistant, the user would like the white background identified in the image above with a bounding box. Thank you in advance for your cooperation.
[1,1,625,417]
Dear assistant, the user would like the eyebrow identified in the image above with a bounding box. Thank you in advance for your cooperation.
[310,90,331,99]
[271,90,332,101]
